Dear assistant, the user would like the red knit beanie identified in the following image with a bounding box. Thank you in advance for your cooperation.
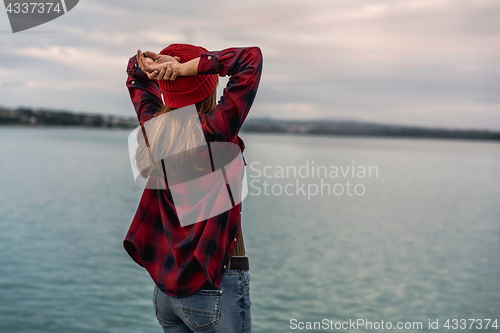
[158,44,218,109]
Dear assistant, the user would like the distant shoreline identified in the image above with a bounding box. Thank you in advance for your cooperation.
[0,107,137,129]
[241,118,500,141]
[1,106,499,141]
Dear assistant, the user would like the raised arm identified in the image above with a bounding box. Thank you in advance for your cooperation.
[197,47,263,143]
[126,54,164,125]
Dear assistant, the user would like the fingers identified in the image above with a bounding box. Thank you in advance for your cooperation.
[144,51,161,61]
[170,63,179,80]
[156,64,170,80]
[137,49,155,73]
[147,69,159,80]
[136,49,143,69]
[137,49,162,74]
[164,63,173,79]
[164,62,179,80]
[147,63,179,81]
[142,60,157,74]
[157,65,169,80]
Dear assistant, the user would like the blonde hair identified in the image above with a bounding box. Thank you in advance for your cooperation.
[134,79,218,180]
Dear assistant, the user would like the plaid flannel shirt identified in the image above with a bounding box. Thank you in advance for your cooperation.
[123,46,263,297]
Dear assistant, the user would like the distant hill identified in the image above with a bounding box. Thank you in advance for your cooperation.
[0,106,137,129]
[241,118,500,141]
[1,106,499,141]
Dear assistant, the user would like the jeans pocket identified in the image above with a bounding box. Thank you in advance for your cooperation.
[181,289,222,330]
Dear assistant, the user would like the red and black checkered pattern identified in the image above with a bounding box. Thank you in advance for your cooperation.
[123,47,263,297]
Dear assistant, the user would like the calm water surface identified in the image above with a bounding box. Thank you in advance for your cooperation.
[0,127,499,332]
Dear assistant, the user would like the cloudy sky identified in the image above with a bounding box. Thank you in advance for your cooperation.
[1,0,499,129]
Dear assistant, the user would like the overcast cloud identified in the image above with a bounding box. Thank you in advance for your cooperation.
[1,0,499,129]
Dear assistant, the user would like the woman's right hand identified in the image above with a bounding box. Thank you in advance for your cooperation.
[137,50,180,74]
[137,50,181,80]
[147,61,181,81]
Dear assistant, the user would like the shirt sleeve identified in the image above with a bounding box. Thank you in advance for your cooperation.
[126,55,164,124]
[197,47,263,142]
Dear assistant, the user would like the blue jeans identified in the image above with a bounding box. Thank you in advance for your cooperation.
[153,270,251,332]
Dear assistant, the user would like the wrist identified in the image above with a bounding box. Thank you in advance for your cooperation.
[178,58,200,77]
[177,63,187,77]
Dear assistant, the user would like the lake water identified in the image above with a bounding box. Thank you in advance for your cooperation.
[0,127,499,332]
